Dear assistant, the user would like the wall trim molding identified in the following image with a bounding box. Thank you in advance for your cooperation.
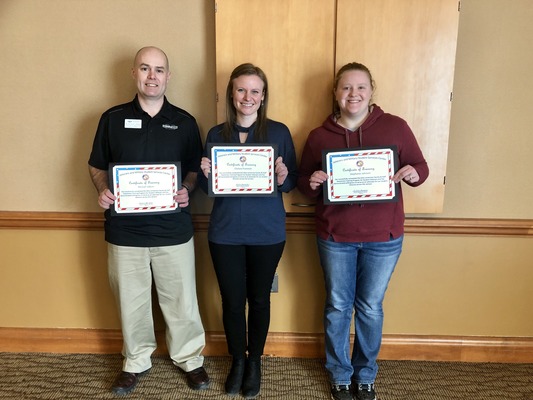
[1,211,532,236]
[0,328,531,363]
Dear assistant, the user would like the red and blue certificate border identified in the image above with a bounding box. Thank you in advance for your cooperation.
[207,144,278,197]
[108,162,181,216]
[322,146,399,205]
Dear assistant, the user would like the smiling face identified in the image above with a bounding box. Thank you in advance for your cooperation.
[334,69,374,119]
[231,74,265,123]
[131,47,170,102]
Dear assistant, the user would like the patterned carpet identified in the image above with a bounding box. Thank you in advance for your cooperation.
[0,353,531,399]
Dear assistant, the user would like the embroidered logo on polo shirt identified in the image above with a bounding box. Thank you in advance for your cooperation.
[162,124,179,130]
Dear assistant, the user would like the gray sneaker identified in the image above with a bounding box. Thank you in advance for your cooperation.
[331,384,353,400]
[354,383,376,400]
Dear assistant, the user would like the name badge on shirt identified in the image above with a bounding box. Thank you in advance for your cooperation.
[124,119,142,129]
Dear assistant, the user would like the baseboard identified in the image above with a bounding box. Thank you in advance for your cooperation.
[0,328,531,363]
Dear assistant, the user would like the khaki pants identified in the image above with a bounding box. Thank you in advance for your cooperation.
[108,238,205,373]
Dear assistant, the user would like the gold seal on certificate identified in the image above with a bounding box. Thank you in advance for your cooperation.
[208,144,278,197]
[109,163,181,215]
[323,146,398,204]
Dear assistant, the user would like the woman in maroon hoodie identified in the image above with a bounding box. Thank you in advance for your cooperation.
[297,62,429,400]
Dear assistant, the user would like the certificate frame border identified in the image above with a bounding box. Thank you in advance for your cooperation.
[108,162,182,216]
[322,145,399,205]
[207,143,279,197]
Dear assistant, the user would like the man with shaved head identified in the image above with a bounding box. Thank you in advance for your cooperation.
[88,46,209,395]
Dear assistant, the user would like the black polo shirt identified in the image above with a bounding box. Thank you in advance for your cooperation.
[88,95,202,247]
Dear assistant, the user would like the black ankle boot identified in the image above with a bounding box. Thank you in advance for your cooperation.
[225,358,246,395]
[242,358,261,399]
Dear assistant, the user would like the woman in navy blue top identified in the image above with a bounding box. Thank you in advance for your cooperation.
[198,63,297,398]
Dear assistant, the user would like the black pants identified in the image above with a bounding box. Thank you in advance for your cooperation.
[209,241,285,359]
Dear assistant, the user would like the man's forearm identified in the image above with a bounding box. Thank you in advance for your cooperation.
[88,165,109,194]
[182,171,198,193]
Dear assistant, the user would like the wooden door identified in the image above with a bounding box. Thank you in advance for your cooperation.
[336,0,460,213]
[215,0,336,212]
[215,0,459,214]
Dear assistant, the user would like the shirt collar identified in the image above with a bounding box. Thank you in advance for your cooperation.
[132,95,173,120]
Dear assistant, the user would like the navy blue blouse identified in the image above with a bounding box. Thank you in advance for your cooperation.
[198,120,297,245]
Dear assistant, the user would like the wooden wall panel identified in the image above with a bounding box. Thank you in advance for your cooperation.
[216,0,459,213]
[336,0,460,212]
[215,0,336,211]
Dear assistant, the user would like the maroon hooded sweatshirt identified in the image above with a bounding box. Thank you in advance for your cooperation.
[297,105,429,242]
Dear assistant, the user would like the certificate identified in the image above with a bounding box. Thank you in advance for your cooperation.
[323,146,398,204]
[109,163,181,215]
[208,144,277,197]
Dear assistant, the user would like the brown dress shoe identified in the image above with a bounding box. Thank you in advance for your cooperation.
[111,369,149,395]
[185,366,210,390]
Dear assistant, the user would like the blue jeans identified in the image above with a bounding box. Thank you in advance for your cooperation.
[317,235,403,386]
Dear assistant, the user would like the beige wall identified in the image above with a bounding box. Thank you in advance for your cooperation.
[437,1,533,219]
[0,0,217,214]
[1,0,532,338]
